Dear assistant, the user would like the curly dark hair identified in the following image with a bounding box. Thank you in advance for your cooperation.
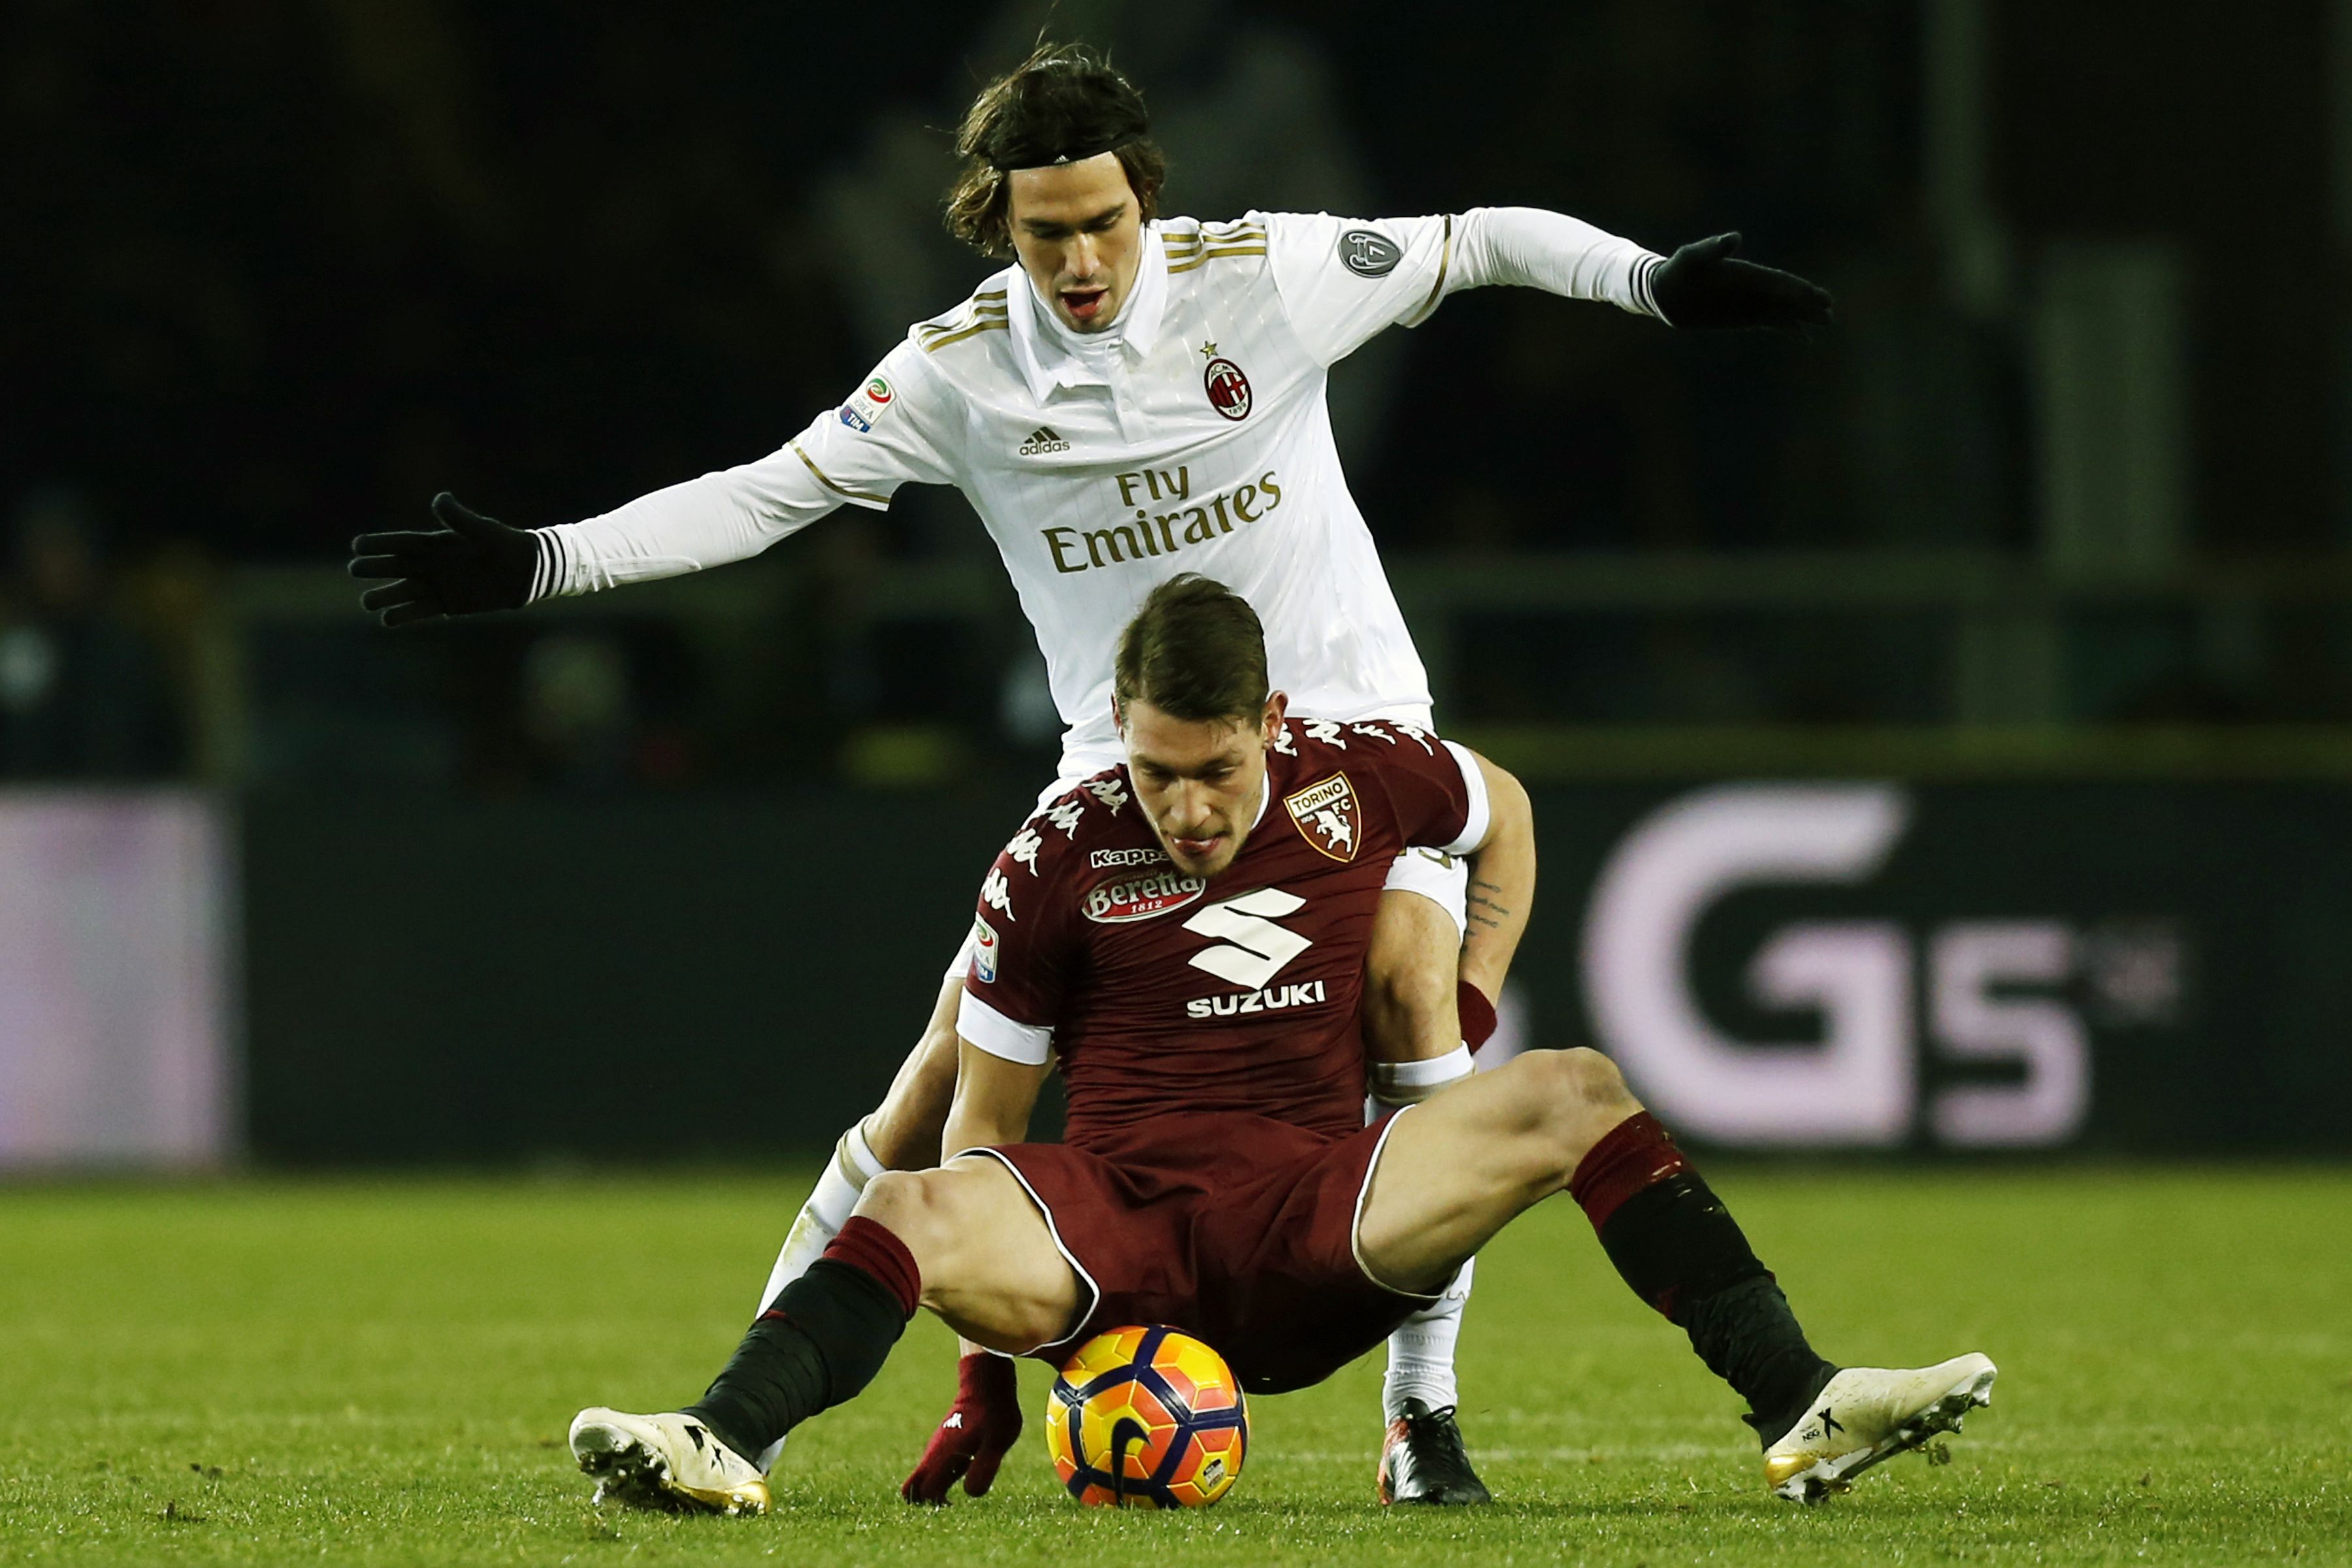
[945,41,1166,258]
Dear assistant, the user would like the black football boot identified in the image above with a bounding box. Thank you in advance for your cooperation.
[1375,1399,1493,1505]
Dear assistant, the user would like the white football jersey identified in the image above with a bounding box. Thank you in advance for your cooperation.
[540,209,1657,775]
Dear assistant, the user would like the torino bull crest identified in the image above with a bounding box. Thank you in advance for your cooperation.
[1284,774,1362,862]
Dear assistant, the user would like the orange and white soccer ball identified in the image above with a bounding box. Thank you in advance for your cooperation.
[1045,1325,1249,1507]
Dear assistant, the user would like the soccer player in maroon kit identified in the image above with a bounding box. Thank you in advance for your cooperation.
[572,576,1996,1512]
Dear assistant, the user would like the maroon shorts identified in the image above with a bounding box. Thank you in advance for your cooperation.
[971,1110,1438,1395]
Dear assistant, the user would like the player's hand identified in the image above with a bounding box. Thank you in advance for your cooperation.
[901,1352,1022,1505]
[1650,233,1834,333]
[348,492,543,627]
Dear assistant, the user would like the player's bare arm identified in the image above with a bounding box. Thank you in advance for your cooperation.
[1458,754,1533,1005]
[1361,752,1531,1080]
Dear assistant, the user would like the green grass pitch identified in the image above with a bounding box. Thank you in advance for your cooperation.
[3,1167,2347,1565]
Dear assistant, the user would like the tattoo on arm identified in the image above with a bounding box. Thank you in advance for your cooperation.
[1466,877,1512,932]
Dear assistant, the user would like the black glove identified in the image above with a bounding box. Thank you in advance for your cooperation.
[1648,233,1833,333]
[349,492,543,627]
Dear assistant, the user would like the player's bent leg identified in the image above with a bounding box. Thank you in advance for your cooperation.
[1356,1048,1642,1292]
[586,1161,1075,1513]
[741,973,964,1471]
[855,1159,1085,1354]
[574,1158,1073,1514]
[1375,1261,1490,1507]
[1360,1052,1997,1502]
[1360,875,1494,1504]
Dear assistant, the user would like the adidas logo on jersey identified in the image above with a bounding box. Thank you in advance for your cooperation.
[1018,427,1072,456]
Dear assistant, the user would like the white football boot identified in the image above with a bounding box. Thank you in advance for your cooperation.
[569,1407,771,1516]
[1761,1353,1997,1504]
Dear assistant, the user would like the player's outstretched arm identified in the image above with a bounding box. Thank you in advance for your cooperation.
[348,492,542,627]
[355,343,962,625]
[1649,231,1834,333]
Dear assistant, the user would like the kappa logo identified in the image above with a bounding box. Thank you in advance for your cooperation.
[981,866,1017,922]
[1089,845,1168,870]
[1284,774,1362,863]
[1018,425,1071,456]
[1340,229,1401,278]
[1005,826,1044,874]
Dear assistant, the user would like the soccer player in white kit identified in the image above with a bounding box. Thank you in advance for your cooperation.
[350,42,1833,1507]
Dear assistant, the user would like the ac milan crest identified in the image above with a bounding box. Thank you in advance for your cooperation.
[1284,772,1361,862]
[1203,355,1252,421]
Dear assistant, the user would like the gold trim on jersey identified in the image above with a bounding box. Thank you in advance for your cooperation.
[1164,223,1263,263]
[920,305,1008,330]
[917,287,1011,348]
[921,316,1009,351]
[1405,213,1454,327]
[792,442,889,504]
[1167,242,1268,274]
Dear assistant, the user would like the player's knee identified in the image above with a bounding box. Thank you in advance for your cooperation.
[1503,1049,1640,1175]
[854,1169,961,1268]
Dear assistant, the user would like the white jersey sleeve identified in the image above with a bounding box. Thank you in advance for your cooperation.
[532,337,962,598]
[1263,210,1460,367]
[1263,206,1667,370]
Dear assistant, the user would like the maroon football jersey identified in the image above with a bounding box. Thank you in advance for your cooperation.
[958,718,1487,1152]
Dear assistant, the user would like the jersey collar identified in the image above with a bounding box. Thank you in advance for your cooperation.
[1008,222,1170,404]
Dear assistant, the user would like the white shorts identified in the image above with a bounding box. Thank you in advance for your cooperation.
[943,779,1471,981]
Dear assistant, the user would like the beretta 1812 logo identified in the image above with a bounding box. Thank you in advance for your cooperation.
[1084,869,1208,923]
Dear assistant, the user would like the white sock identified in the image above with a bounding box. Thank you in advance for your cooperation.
[747,1120,885,1471]
[1382,1255,1473,1422]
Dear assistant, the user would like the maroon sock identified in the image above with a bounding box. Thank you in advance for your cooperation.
[1568,1111,1690,1232]
[815,1215,922,1319]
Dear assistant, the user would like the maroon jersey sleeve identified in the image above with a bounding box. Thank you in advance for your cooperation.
[956,809,1080,1066]
[1311,719,1489,855]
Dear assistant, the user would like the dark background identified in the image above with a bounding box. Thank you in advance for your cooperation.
[10,3,2334,563]
[10,1,2351,1160]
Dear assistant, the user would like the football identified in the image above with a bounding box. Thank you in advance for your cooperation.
[1045,1325,1250,1508]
